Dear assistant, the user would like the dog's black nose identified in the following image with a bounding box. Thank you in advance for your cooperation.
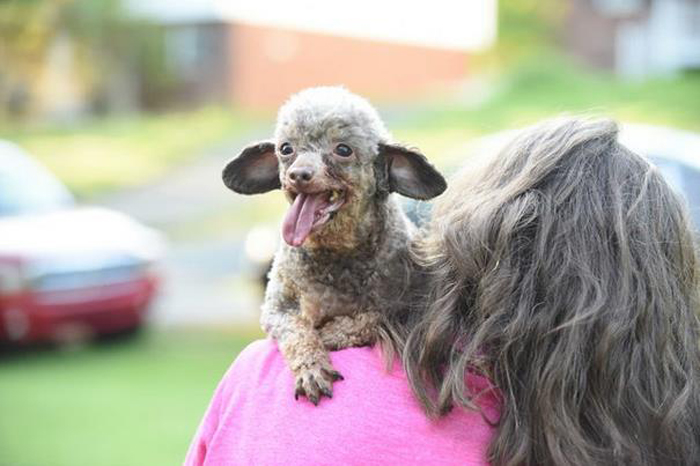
[288,167,314,184]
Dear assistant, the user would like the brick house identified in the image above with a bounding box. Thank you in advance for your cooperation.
[127,0,496,108]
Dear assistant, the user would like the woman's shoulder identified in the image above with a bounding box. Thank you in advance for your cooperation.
[202,339,498,465]
[221,338,499,425]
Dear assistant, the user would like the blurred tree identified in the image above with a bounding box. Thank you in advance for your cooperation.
[473,0,566,71]
[61,0,176,113]
[0,0,63,117]
[498,0,565,54]
[0,0,174,121]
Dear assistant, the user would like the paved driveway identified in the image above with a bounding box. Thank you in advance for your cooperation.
[97,133,268,328]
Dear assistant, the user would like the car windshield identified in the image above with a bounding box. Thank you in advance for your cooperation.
[0,150,74,216]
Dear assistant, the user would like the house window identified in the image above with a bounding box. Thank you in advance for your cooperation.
[593,0,644,16]
[165,25,200,79]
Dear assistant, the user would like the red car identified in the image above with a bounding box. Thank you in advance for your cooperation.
[0,141,164,344]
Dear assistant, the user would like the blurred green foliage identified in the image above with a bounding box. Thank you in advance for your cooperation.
[0,329,261,466]
[498,0,563,49]
[0,0,61,112]
[473,0,565,70]
[0,0,172,119]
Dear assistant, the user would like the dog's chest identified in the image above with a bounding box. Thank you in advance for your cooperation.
[290,249,384,316]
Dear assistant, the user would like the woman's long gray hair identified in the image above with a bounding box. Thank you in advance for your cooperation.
[401,117,700,465]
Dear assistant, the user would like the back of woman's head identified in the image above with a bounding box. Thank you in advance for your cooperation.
[404,117,700,465]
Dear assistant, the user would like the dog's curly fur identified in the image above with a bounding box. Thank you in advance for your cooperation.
[223,87,446,404]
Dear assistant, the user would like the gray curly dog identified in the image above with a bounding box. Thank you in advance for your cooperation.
[223,87,446,405]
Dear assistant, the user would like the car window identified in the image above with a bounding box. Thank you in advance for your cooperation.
[0,162,73,216]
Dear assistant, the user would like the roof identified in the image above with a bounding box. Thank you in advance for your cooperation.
[124,0,496,51]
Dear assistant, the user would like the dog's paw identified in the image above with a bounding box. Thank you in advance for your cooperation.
[294,361,344,405]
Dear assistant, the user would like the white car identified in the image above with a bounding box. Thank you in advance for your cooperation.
[0,140,165,343]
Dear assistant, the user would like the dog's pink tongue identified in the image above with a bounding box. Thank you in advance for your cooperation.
[282,193,325,246]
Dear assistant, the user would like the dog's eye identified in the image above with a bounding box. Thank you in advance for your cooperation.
[279,143,294,156]
[334,144,353,157]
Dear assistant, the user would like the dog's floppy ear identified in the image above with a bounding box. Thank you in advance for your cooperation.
[379,143,447,200]
[222,141,280,194]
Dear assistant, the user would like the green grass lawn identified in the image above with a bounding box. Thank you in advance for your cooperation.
[392,56,700,166]
[0,107,267,200]
[0,329,262,466]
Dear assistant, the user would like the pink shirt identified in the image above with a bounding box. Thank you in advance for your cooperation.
[185,339,499,466]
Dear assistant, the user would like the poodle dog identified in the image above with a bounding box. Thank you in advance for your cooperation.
[222,87,446,404]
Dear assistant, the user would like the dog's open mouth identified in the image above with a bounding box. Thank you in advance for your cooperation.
[282,190,345,247]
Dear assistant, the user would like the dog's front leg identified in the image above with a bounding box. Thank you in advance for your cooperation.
[262,294,343,405]
[318,311,382,351]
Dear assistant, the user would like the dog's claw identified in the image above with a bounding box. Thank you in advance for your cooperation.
[294,378,306,400]
[293,360,340,405]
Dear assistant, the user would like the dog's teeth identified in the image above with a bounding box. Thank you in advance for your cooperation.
[329,191,338,202]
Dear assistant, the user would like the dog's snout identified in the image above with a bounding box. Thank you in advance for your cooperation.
[288,167,314,185]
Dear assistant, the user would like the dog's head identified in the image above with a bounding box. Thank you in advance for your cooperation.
[223,87,446,247]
